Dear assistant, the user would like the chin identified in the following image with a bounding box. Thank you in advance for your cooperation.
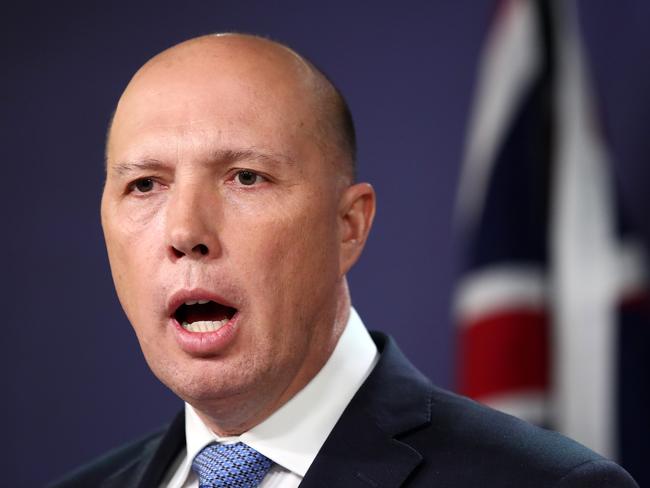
[151,353,258,404]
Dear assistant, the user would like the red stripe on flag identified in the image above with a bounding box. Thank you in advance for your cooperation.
[621,291,650,312]
[458,309,549,399]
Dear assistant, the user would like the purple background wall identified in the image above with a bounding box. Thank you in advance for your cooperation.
[3,1,647,485]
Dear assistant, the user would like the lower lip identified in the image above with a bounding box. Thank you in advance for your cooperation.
[170,312,240,356]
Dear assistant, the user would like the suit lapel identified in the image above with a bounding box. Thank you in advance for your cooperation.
[300,333,432,488]
[299,407,423,488]
[102,410,186,488]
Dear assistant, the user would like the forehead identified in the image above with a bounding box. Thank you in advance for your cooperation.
[108,39,321,163]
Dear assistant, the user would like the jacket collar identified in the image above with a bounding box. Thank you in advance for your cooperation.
[102,410,186,488]
[299,332,432,487]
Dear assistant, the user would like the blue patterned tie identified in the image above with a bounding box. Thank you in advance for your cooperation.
[192,442,273,488]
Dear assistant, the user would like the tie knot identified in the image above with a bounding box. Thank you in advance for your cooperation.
[192,442,273,488]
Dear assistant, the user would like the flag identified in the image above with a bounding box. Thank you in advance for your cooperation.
[455,0,650,481]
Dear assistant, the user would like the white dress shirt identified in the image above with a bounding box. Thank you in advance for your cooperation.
[161,307,378,487]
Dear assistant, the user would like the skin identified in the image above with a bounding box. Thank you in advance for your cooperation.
[101,34,375,435]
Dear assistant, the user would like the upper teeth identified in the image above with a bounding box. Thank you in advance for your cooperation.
[184,299,211,305]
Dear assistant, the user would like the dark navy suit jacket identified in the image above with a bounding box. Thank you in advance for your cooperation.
[50,332,639,487]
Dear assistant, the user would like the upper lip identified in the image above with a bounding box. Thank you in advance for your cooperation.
[166,288,238,317]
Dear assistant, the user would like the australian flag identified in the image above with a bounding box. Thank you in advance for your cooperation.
[454,0,650,484]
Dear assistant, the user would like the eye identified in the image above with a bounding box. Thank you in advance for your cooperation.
[130,178,155,193]
[235,170,264,186]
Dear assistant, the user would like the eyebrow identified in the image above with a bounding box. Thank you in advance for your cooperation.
[110,159,168,176]
[213,148,296,167]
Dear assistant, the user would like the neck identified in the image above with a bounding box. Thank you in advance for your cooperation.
[193,279,351,436]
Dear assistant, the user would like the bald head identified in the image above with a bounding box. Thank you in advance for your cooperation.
[107,33,356,181]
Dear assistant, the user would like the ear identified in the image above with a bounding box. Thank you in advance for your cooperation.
[338,182,376,275]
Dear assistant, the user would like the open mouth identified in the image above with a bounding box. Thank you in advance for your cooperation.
[174,300,237,333]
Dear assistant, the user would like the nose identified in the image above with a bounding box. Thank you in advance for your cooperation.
[165,183,221,261]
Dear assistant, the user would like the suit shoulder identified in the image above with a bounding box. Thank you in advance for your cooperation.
[556,459,639,487]
[405,386,638,486]
[47,426,167,488]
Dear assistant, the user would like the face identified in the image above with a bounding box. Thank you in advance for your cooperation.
[101,39,368,432]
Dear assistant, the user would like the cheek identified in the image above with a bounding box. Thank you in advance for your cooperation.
[103,204,165,317]
[227,200,339,307]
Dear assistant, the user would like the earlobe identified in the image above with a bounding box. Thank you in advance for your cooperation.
[339,182,376,275]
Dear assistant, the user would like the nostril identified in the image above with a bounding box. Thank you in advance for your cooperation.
[170,243,209,259]
[194,244,209,255]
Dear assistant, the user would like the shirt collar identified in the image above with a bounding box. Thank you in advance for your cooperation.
[184,306,378,477]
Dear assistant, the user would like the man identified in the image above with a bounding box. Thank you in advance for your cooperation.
[51,33,638,487]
